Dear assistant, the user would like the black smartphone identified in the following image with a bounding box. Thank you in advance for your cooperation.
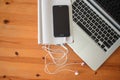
[53,5,70,37]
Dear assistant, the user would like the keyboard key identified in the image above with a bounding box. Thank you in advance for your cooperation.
[72,5,76,10]
[92,20,95,23]
[98,25,101,28]
[98,31,102,35]
[101,34,105,37]
[107,29,111,33]
[106,33,110,37]
[116,33,119,37]
[104,48,107,52]
[89,17,92,20]
[83,21,86,25]
[100,38,104,42]
[109,36,113,39]
[95,22,98,25]
[84,17,87,21]
[104,37,108,40]
[91,36,96,40]
[108,40,113,45]
[75,9,79,12]
[79,2,82,5]
[110,32,114,35]
[114,35,119,39]
[86,14,90,17]
[81,15,85,18]
[91,30,95,33]
[95,39,99,42]
[103,41,110,48]
[74,13,78,17]
[87,10,91,14]
[94,33,98,36]
[87,20,91,23]
[93,15,97,19]
[88,27,92,30]
[80,19,83,22]
[73,18,77,23]
[73,2,78,7]
[96,28,99,32]
[84,7,88,11]
[77,16,80,19]
[93,26,96,29]
[83,11,87,15]
[82,5,85,8]
[78,12,82,15]
[98,20,102,24]
[78,6,81,9]
[90,23,93,26]
[76,0,80,3]
[101,45,105,48]
[96,18,100,22]
[103,31,107,34]
[80,8,83,11]
[97,35,101,39]
[112,39,116,43]
[104,26,108,30]
[72,10,75,14]
[100,28,104,31]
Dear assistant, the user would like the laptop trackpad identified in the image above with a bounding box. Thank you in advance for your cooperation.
[69,26,90,51]
[68,25,105,70]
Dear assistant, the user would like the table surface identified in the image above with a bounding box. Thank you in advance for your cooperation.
[0,0,120,80]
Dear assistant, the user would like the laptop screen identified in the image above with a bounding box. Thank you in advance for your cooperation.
[94,0,120,25]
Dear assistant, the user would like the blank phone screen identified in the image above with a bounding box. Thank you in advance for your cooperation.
[53,5,70,37]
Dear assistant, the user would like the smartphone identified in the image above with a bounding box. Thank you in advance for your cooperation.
[53,5,70,37]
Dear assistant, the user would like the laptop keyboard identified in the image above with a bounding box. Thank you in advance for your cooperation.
[72,0,120,52]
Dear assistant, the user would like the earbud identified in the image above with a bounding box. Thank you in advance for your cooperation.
[74,71,79,76]
[81,62,86,66]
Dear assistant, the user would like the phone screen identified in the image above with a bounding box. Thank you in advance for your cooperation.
[53,5,70,37]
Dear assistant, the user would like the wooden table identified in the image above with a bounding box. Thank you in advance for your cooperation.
[0,0,120,80]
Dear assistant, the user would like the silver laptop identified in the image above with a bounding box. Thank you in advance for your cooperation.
[69,0,120,71]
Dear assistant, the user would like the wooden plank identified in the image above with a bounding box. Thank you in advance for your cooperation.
[0,0,120,80]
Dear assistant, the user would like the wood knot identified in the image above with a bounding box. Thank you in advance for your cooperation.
[5,2,10,5]
[42,57,45,60]
[3,19,10,24]
[36,74,40,77]
[3,75,7,78]
[15,51,19,56]
[94,71,97,75]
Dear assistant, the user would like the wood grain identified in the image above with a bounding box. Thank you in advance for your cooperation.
[0,0,120,80]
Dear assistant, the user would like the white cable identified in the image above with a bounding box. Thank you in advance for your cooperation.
[42,44,68,66]
[42,44,84,75]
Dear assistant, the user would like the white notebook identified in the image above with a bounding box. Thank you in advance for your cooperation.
[38,0,73,44]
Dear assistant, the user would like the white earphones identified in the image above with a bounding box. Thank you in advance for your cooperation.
[43,44,86,75]
[74,71,79,76]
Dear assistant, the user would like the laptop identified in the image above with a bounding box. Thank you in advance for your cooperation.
[68,0,120,71]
